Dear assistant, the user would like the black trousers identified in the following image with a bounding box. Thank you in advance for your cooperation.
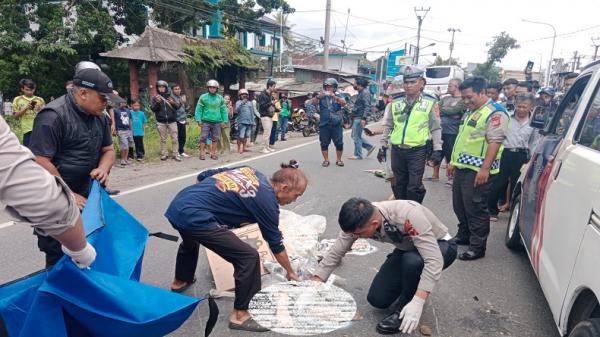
[177,122,187,154]
[22,131,32,148]
[488,150,528,216]
[37,234,63,268]
[175,226,261,310]
[133,136,145,159]
[251,116,261,143]
[441,133,457,164]
[390,145,427,203]
[453,169,495,253]
[367,241,457,310]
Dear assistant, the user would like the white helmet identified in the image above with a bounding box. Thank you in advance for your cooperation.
[207,79,219,88]
[239,88,249,95]
[75,61,101,74]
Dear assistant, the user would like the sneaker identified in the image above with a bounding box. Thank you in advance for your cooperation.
[160,155,168,161]
[260,149,270,154]
[181,152,190,158]
[136,158,143,162]
[120,160,127,167]
[174,155,182,162]
[268,147,276,152]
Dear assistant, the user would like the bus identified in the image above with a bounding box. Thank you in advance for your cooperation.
[425,65,465,95]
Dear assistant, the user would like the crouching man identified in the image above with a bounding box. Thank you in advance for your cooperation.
[312,198,457,334]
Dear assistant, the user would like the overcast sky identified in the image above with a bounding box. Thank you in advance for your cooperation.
[284,0,600,72]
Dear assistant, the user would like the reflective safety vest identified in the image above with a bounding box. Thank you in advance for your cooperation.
[389,96,435,147]
[450,100,507,174]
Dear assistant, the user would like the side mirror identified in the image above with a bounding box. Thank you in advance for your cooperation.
[530,105,547,130]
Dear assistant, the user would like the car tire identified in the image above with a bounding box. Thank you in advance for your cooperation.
[505,196,523,250]
[568,318,600,337]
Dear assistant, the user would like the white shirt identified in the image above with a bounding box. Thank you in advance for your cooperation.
[503,116,534,149]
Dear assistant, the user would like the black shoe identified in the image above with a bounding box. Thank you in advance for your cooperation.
[376,311,401,335]
[458,250,485,261]
[451,236,470,246]
[105,188,120,195]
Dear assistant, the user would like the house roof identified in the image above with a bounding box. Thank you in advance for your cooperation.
[259,16,289,30]
[292,65,369,78]
[100,27,189,62]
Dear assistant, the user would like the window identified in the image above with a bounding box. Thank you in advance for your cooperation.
[425,67,451,78]
[576,84,600,151]
[550,76,589,138]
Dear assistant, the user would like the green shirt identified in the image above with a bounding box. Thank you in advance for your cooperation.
[12,95,45,134]
[280,100,291,117]
[195,93,228,123]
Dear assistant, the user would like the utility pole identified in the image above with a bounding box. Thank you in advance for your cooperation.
[592,37,600,61]
[323,0,331,70]
[572,51,579,71]
[339,8,351,72]
[279,9,284,71]
[447,27,460,63]
[414,6,430,65]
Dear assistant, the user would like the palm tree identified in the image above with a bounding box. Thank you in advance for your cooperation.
[272,11,294,48]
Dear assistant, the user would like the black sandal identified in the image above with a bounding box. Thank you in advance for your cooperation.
[229,317,269,332]
[170,279,196,293]
[336,160,345,167]
[322,160,330,167]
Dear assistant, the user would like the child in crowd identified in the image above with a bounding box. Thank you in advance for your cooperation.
[12,79,45,146]
[112,100,134,167]
[130,100,147,161]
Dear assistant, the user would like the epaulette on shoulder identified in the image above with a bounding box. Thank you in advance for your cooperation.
[422,92,439,101]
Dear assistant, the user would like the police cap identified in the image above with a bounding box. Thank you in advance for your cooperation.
[402,66,424,82]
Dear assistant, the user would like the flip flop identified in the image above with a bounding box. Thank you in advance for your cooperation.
[170,279,196,293]
[229,317,269,332]
[199,155,206,160]
[210,155,218,160]
[322,160,330,167]
[336,161,345,167]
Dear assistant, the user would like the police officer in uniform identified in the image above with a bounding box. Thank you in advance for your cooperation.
[312,197,457,334]
[447,76,509,261]
[378,66,443,203]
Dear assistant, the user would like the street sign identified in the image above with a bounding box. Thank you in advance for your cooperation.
[387,49,410,78]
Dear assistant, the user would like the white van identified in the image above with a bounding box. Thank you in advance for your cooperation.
[505,60,600,337]
[424,65,465,94]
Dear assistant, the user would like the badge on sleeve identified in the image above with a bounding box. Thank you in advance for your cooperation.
[404,219,420,237]
[491,114,502,128]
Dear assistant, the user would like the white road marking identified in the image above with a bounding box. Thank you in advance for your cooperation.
[0,221,15,229]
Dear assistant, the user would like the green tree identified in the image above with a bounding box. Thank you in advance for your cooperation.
[432,55,460,66]
[474,31,519,82]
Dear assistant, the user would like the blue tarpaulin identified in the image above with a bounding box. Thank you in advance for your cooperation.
[0,181,216,337]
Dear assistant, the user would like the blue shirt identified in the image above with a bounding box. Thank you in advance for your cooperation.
[235,100,255,125]
[131,110,147,136]
[318,94,344,127]
[164,166,284,254]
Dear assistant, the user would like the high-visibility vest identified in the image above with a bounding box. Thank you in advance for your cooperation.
[450,100,507,174]
[389,96,435,147]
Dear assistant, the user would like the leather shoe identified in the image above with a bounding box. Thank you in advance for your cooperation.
[376,311,401,334]
[451,236,470,246]
[458,250,485,261]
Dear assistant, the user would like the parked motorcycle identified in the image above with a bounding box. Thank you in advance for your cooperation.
[301,113,319,137]
[289,108,305,132]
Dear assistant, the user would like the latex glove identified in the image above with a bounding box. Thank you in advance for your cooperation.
[399,296,425,334]
[62,242,97,269]
[429,150,443,166]
[377,146,388,163]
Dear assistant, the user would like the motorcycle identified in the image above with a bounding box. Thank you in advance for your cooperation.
[289,108,305,132]
[301,112,319,137]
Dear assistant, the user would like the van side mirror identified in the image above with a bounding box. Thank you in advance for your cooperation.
[530,106,547,130]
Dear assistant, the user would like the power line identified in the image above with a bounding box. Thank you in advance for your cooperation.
[522,24,600,42]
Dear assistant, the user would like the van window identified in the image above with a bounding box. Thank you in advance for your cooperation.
[550,76,589,138]
[426,67,451,78]
[576,85,600,151]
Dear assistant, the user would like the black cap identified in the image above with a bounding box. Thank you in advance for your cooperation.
[73,68,124,103]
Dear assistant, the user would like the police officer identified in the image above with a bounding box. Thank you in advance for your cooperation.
[29,67,119,267]
[316,78,346,167]
[312,197,457,334]
[447,76,509,261]
[378,66,442,203]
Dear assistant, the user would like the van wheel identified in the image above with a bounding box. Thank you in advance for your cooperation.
[568,318,600,337]
[505,196,523,250]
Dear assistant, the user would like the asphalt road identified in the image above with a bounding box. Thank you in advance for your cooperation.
[0,131,560,337]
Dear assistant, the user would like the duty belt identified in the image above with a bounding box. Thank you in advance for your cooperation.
[505,148,528,153]
[392,144,425,150]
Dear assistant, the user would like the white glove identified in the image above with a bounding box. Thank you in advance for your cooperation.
[62,242,97,269]
[399,296,425,334]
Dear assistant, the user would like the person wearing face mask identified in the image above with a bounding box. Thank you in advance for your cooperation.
[28,68,119,267]
[165,160,307,332]
[447,76,509,261]
[312,197,457,335]
[152,80,181,161]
